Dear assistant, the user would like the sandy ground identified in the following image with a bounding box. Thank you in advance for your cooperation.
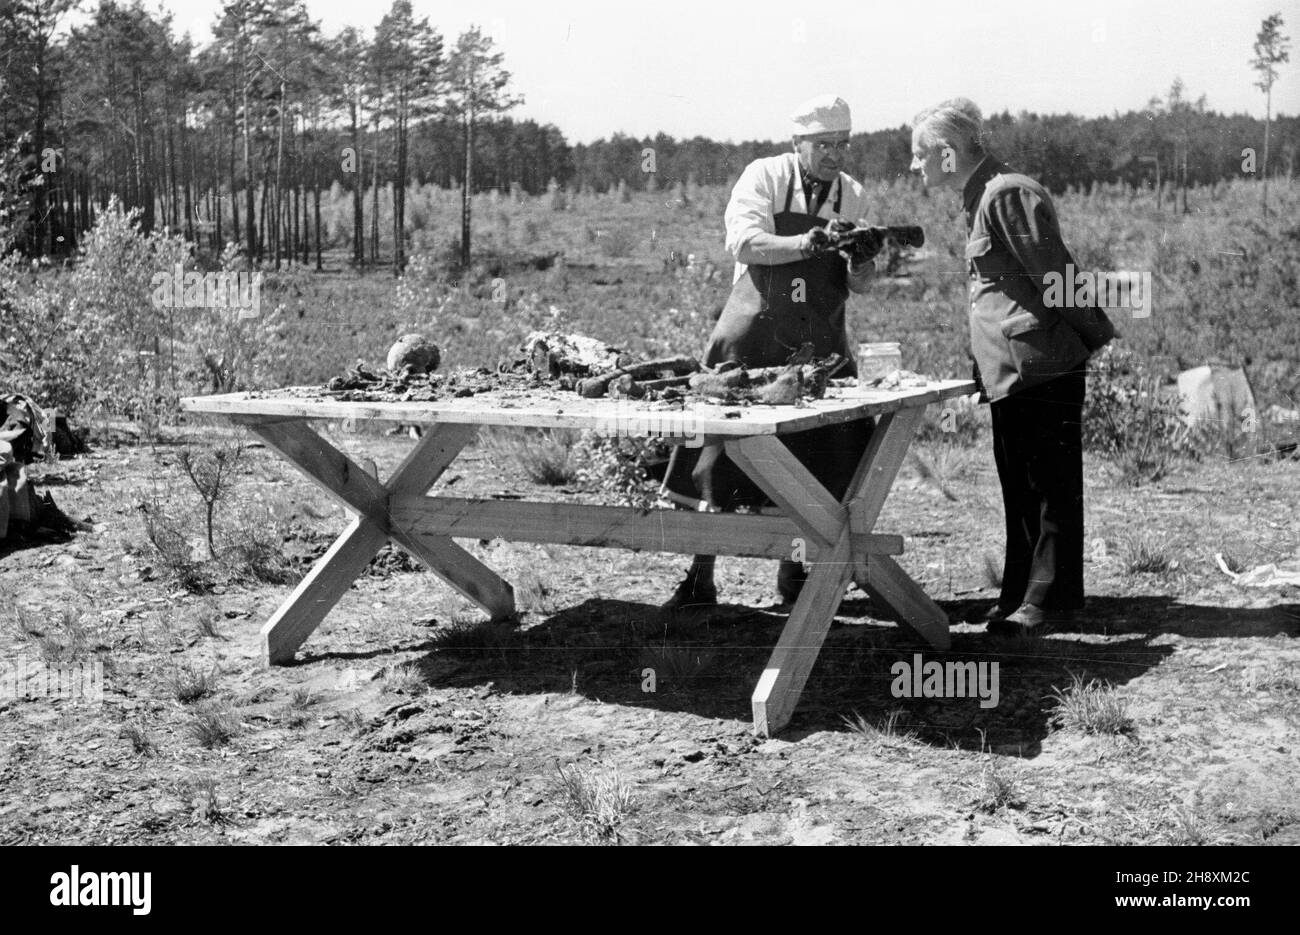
[1,422,1297,845]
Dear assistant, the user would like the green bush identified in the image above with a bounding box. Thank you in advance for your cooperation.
[1083,344,1205,484]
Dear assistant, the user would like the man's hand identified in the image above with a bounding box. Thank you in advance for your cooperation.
[837,227,885,265]
[798,227,832,258]
[841,219,877,292]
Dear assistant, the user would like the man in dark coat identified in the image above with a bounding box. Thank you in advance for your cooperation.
[910,98,1114,633]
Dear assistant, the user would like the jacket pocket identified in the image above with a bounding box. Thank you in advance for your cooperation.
[998,310,1086,385]
[965,234,1012,281]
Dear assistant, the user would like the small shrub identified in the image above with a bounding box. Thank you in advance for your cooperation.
[1083,345,1205,485]
[1165,803,1213,845]
[1120,531,1179,575]
[341,708,370,734]
[179,777,229,825]
[975,755,1026,812]
[513,566,557,615]
[553,763,633,844]
[179,444,244,561]
[1048,672,1135,735]
[574,434,662,509]
[908,444,963,501]
[194,604,225,641]
[842,708,919,751]
[380,662,426,696]
[430,617,519,651]
[481,428,580,486]
[119,719,154,756]
[35,608,90,664]
[227,523,295,584]
[171,663,219,704]
[189,702,240,748]
[138,497,212,593]
[283,688,316,728]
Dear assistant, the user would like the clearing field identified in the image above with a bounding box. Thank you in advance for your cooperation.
[1,180,1298,846]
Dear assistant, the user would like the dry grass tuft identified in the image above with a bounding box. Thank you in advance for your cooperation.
[553,763,634,844]
[1048,672,1135,735]
[171,662,219,704]
[482,428,580,486]
[190,702,240,748]
[1120,531,1179,575]
[842,708,920,752]
[119,718,154,756]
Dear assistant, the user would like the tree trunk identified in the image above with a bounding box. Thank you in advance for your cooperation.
[226,108,236,247]
[461,110,473,269]
[314,167,323,271]
[243,76,256,258]
[274,79,285,270]
[370,137,379,267]
[350,94,364,268]
[167,110,179,231]
[183,120,195,241]
[259,172,269,258]
[1262,85,1272,217]
[394,102,406,277]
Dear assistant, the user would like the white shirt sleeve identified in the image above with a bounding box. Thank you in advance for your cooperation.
[724,158,778,258]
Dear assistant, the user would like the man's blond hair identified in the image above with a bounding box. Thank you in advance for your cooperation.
[912,98,985,156]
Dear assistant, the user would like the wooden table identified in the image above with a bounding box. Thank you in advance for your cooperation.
[181,378,975,736]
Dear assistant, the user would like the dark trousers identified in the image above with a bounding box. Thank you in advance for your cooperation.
[989,366,1086,611]
[664,420,874,511]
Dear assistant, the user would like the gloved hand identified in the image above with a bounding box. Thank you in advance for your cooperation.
[836,226,885,266]
[797,227,832,258]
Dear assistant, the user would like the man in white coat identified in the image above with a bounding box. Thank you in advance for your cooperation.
[662,94,883,608]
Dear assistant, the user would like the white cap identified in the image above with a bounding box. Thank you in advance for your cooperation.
[791,94,851,137]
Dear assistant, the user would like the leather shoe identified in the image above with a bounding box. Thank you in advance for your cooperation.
[987,602,1075,636]
[973,602,1014,624]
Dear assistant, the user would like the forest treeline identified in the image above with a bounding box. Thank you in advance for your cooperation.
[2,0,1295,261]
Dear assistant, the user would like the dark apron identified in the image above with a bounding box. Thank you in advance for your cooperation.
[660,172,872,510]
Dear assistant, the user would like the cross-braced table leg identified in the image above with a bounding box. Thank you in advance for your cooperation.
[727,410,950,736]
[238,418,515,665]
[845,409,951,651]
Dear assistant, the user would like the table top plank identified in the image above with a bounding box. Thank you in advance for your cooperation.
[180,378,976,436]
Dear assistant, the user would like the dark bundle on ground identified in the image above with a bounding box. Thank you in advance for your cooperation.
[0,394,85,547]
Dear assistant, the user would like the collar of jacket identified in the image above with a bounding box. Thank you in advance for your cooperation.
[962,155,1008,216]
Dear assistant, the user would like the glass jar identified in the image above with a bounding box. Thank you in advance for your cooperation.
[857,342,902,385]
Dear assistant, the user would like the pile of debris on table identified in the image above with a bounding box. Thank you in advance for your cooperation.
[312,331,849,407]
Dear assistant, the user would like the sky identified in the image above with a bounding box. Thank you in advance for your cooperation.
[67,0,1300,143]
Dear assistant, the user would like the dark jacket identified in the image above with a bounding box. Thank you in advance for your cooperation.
[963,157,1114,401]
